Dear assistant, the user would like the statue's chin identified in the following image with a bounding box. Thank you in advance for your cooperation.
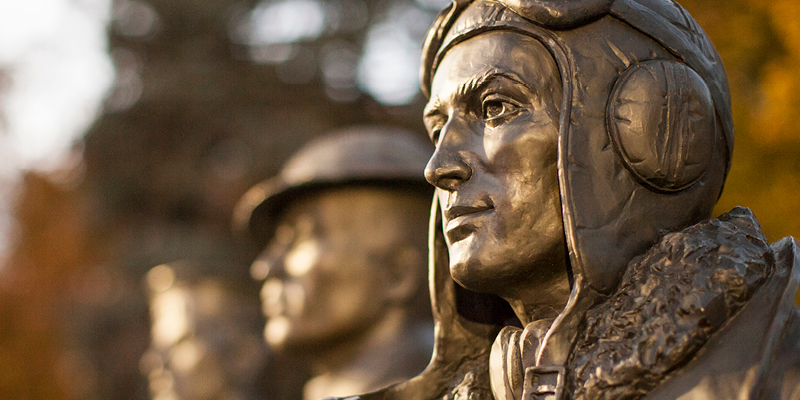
[448,251,567,302]
[264,318,313,352]
[445,229,532,296]
[448,256,511,298]
[446,236,497,293]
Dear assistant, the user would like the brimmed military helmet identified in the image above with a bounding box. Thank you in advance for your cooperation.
[415,0,733,392]
[233,126,434,245]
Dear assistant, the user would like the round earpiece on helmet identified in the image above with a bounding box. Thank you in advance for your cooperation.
[607,60,717,193]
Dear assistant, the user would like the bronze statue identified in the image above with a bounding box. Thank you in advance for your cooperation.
[233,127,435,400]
[141,261,277,400]
[340,1,800,399]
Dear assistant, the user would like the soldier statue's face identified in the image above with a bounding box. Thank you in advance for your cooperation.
[424,31,567,302]
[252,187,425,351]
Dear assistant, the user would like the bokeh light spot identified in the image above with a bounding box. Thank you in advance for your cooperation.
[357,20,421,105]
[247,0,327,45]
[147,264,177,293]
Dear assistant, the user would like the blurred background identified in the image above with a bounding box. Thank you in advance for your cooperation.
[0,0,796,399]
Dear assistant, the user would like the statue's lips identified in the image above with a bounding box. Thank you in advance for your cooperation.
[444,205,493,243]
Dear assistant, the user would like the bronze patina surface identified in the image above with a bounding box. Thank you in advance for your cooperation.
[338,1,800,399]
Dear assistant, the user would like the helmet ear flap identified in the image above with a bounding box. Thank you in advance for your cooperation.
[606,60,717,193]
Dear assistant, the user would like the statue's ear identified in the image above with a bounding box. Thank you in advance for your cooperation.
[607,60,717,193]
[384,245,426,304]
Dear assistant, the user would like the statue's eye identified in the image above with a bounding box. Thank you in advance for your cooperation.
[482,95,521,126]
[484,101,505,119]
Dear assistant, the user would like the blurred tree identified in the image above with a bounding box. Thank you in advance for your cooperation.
[0,173,97,400]
[1,0,444,399]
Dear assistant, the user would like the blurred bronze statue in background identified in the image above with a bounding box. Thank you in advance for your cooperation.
[140,260,284,400]
[340,1,800,399]
[233,127,435,400]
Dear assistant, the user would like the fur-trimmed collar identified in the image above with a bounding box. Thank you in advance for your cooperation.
[490,207,774,400]
[567,207,773,399]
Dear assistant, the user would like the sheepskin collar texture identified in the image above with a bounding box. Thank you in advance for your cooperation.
[490,207,774,400]
[567,207,774,399]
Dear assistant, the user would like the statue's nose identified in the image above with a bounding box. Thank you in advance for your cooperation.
[424,121,473,191]
[425,154,471,191]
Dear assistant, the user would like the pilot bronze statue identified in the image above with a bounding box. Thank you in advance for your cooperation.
[342,1,800,399]
[233,127,435,400]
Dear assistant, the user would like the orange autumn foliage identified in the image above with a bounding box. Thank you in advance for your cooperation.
[678,0,800,245]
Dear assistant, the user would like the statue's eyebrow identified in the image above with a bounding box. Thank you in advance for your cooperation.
[426,70,531,118]
[458,70,528,98]
[424,98,442,120]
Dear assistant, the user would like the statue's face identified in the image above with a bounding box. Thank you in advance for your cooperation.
[253,187,422,351]
[145,280,267,400]
[424,31,566,297]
